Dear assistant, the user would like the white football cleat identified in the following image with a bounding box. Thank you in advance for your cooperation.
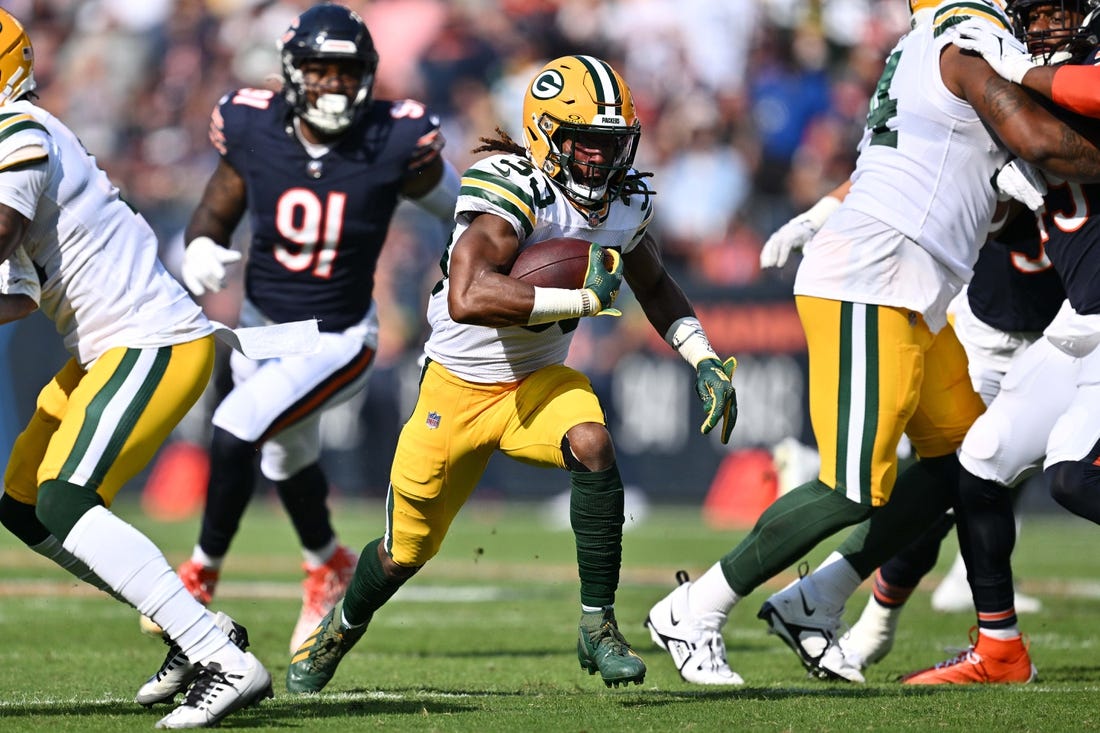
[136,612,249,707]
[757,568,864,683]
[154,652,273,729]
[645,571,744,685]
[839,595,902,669]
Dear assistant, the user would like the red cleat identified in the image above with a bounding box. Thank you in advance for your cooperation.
[289,545,359,653]
[902,627,1037,685]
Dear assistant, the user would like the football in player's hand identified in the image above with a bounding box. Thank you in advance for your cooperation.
[509,237,609,289]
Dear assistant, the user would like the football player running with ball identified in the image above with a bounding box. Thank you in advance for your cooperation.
[284,54,737,693]
[0,9,272,728]
[151,2,461,655]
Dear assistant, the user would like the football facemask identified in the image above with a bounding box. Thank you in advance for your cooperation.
[1009,0,1098,63]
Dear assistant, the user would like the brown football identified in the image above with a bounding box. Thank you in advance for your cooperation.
[509,237,609,288]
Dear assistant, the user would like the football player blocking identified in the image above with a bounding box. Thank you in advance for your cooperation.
[841,0,1100,677]
[284,54,737,693]
[0,8,272,729]
[140,2,460,655]
[647,0,1100,688]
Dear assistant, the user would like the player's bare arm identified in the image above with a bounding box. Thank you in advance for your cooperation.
[944,45,1100,180]
[184,158,247,243]
[446,212,534,327]
[622,231,696,337]
[0,293,35,324]
[0,202,29,265]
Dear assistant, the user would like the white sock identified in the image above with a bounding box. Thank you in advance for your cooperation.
[688,562,740,628]
[62,506,245,667]
[30,534,126,603]
[303,537,339,569]
[979,626,1020,641]
[191,545,224,570]
[807,552,863,613]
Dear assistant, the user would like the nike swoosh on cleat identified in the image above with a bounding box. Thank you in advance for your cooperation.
[798,589,815,616]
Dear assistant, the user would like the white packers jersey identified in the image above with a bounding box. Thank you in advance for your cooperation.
[424,153,654,383]
[797,2,1013,327]
[0,101,211,367]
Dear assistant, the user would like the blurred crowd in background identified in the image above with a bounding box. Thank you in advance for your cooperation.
[7,0,911,350]
[0,0,918,500]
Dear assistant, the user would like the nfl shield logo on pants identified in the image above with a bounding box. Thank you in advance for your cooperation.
[426,411,441,430]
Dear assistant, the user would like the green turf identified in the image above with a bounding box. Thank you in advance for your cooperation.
[1,498,1097,732]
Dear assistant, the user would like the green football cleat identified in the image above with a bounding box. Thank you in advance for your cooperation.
[577,608,647,687]
[285,600,366,694]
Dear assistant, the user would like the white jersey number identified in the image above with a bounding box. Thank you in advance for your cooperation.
[273,188,347,278]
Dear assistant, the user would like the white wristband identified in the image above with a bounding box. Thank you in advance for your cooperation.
[665,316,719,367]
[803,194,843,230]
[529,286,596,325]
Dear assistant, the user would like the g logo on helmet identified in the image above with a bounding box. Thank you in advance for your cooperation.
[531,70,564,100]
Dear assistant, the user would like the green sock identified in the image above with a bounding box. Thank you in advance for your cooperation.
[839,454,958,578]
[570,464,624,609]
[341,537,405,627]
[720,479,872,596]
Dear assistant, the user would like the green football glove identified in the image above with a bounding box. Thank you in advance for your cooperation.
[695,356,738,443]
[583,242,623,317]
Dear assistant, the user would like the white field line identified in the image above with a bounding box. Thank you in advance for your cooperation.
[0,578,510,602]
[0,689,477,709]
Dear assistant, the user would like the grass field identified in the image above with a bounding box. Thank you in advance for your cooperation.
[1,497,1098,732]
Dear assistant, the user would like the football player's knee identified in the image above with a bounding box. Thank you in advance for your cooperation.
[959,415,1029,486]
[562,424,614,472]
[1047,460,1100,519]
[35,479,104,542]
[259,442,318,482]
[0,492,50,546]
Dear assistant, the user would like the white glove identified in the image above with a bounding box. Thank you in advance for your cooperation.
[181,236,242,296]
[994,159,1047,211]
[951,19,1036,84]
[760,195,841,269]
[0,246,40,302]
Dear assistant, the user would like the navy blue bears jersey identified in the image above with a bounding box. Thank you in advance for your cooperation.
[968,208,1064,333]
[211,88,443,331]
[1033,179,1100,316]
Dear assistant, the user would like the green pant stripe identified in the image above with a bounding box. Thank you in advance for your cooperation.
[92,347,171,487]
[858,306,880,505]
[57,347,171,488]
[836,303,853,493]
[836,303,880,505]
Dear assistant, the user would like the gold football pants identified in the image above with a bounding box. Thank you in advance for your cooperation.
[385,360,605,566]
[797,295,983,506]
[4,337,214,507]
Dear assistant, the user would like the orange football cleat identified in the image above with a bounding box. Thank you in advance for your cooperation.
[289,545,359,653]
[902,627,1037,685]
[178,559,220,606]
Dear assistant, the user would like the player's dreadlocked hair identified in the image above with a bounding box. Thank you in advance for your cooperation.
[472,127,656,205]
